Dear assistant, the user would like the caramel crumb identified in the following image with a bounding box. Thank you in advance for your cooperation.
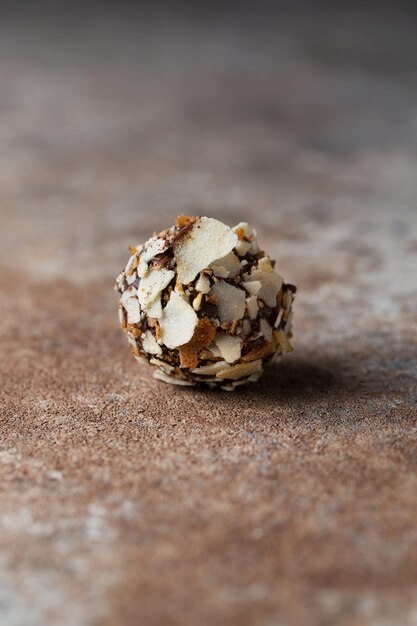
[127,325,142,338]
[131,344,141,357]
[176,215,195,229]
[179,317,216,368]
[235,227,245,240]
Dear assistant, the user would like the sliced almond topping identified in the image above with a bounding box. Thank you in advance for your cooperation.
[153,370,195,386]
[216,359,263,380]
[137,255,148,278]
[145,295,163,319]
[178,317,216,368]
[191,360,230,375]
[274,308,284,328]
[205,342,222,358]
[273,329,294,353]
[271,347,283,363]
[150,358,174,371]
[233,222,252,238]
[124,253,137,274]
[126,254,139,276]
[159,291,198,349]
[245,268,283,307]
[246,295,259,320]
[192,292,203,311]
[138,267,175,309]
[143,236,169,262]
[214,333,241,363]
[142,330,162,355]
[283,291,293,310]
[195,274,211,294]
[243,280,261,296]
[257,256,274,273]
[174,217,238,284]
[118,306,126,328]
[120,287,137,306]
[242,318,252,336]
[125,297,141,324]
[210,251,241,279]
[285,310,294,333]
[235,240,252,256]
[210,281,246,323]
[260,318,273,342]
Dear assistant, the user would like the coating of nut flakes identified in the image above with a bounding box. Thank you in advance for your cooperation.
[115,216,296,390]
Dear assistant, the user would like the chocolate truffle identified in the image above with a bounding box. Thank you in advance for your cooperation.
[115,216,296,390]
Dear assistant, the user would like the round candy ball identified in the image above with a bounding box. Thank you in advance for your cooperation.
[115,216,296,390]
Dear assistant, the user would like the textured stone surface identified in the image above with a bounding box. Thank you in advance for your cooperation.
[1,3,417,625]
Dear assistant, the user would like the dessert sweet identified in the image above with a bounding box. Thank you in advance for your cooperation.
[115,216,296,390]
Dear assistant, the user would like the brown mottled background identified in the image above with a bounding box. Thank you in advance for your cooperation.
[1,2,417,625]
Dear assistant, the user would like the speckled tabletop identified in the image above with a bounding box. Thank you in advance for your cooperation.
[1,3,417,625]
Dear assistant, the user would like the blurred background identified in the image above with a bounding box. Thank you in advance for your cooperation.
[1,2,417,625]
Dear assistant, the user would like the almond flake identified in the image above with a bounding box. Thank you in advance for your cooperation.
[125,297,141,324]
[233,222,252,238]
[245,269,282,307]
[143,236,169,262]
[210,252,241,279]
[150,358,174,372]
[283,291,293,310]
[210,281,246,323]
[138,267,175,308]
[137,255,148,278]
[159,291,198,349]
[257,256,274,272]
[274,309,284,328]
[191,360,230,375]
[174,217,238,284]
[206,342,222,358]
[195,274,211,294]
[260,318,273,341]
[221,378,255,390]
[124,254,137,274]
[192,292,203,311]
[285,310,294,333]
[246,295,259,320]
[145,295,163,319]
[243,318,252,336]
[142,330,162,355]
[235,240,252,256]
[243,280,261,296]
[214,333,241,363]
[216,359,263,380]
[120,287,137,307]
[273,329,294,353]
[153,370,195,386]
